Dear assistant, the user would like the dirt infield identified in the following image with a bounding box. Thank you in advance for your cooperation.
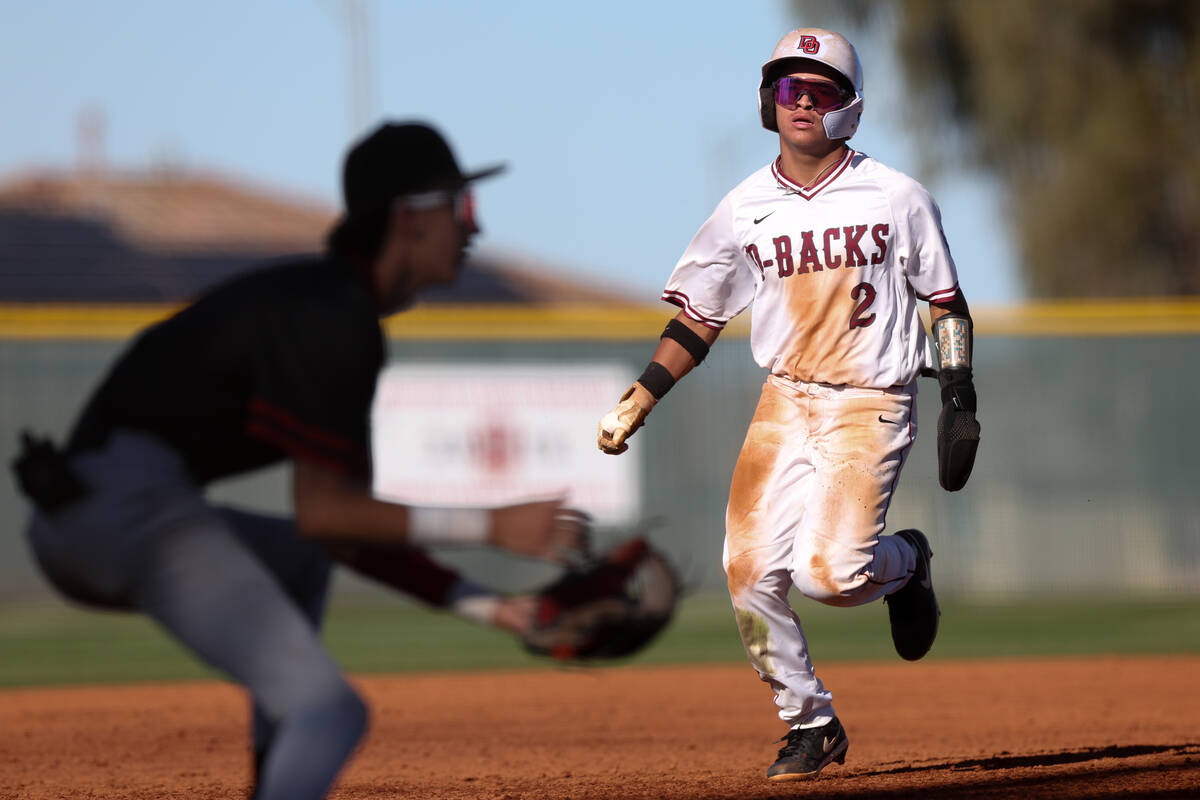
[2,655,1197,800]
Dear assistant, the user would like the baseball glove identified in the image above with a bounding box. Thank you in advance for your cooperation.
[523,537,680,661]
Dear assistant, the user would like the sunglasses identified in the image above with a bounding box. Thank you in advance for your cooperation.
[773,77,851,113]
[400,186,477,228]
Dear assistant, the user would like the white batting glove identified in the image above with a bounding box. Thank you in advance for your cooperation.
[597,384,655,455]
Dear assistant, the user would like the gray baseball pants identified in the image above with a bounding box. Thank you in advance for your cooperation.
[24,430,367,800]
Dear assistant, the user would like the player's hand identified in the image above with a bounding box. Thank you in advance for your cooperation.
[597,384,656,455]
[490,594,539,635]
[488,499,591,563]
[936,367,980,491]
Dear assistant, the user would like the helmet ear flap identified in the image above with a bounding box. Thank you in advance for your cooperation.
[758,84,778,132]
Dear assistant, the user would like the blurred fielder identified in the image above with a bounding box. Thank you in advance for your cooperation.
[598,28,979,780]
[12,122,593,800]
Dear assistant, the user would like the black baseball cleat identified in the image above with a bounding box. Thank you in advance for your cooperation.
[885,529,940,661]
[766,717,849,781]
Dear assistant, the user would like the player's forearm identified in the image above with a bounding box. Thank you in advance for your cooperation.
[631,313,722,405]
[327,541,533,632]
[292,461,418,542]
[928,289,974,367]
[326,542,459,604]
[927,288,980,491]
[294,462,587,562]
[292,460,489,545]
[597,312,721,454]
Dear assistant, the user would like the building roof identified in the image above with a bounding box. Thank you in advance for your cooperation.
[0,168,633,305]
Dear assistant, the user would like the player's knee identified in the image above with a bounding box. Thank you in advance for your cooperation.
[724,553,755,598]
[335,685,369,741]
[725,552,788,604]
[265,669,367,735]
[792,571,863,606]
[253,682,368,799]
[724,556,801,614]
[300,680,369,741]
[790,546,869,607]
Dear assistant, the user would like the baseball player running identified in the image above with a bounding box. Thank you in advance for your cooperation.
[13,122,590,800]
[598,28,980,780]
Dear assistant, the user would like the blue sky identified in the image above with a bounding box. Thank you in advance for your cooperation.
[1,0,1022,304]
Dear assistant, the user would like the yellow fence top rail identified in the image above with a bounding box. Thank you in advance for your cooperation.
[1,298,1198,341]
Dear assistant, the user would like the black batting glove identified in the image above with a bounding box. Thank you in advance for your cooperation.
[936,368,980,491]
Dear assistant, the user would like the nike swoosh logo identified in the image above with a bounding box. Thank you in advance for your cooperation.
[822,736,837,753]
[879,415,898,425]
[753,212,775,224]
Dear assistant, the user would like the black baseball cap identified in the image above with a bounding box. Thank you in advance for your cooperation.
[341,121,506,218]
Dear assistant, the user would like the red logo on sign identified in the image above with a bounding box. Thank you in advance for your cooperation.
[797,35,820,54]
[471,421,518,474]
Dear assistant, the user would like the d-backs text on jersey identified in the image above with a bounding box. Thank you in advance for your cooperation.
[744,223,890,279]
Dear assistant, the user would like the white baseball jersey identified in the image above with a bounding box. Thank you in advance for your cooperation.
[663,149,959,389]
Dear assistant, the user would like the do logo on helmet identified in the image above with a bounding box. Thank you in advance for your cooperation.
[797,35,820,54]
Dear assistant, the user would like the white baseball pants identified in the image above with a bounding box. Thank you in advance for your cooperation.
[723,375,920,729]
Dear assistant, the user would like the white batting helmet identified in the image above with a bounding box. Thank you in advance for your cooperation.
[758,28,864,140]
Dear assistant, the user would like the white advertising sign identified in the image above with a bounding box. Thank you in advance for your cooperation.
[371,363,640,524]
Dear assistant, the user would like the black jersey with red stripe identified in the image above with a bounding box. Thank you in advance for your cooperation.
[67,255,383,484]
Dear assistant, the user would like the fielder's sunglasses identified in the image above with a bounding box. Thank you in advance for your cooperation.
[398,186,476,228]
[773,76,851,113]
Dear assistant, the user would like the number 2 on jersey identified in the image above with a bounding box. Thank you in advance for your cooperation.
[849,282,876,329]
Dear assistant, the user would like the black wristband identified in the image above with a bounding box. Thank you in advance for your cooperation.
[636,361,676,400]
[938,367,977,412]
[661,319,710,365]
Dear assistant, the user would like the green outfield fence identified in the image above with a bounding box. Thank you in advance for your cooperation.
[2,299,1198,602]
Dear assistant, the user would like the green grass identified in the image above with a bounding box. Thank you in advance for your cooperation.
[1,593,1197,688]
